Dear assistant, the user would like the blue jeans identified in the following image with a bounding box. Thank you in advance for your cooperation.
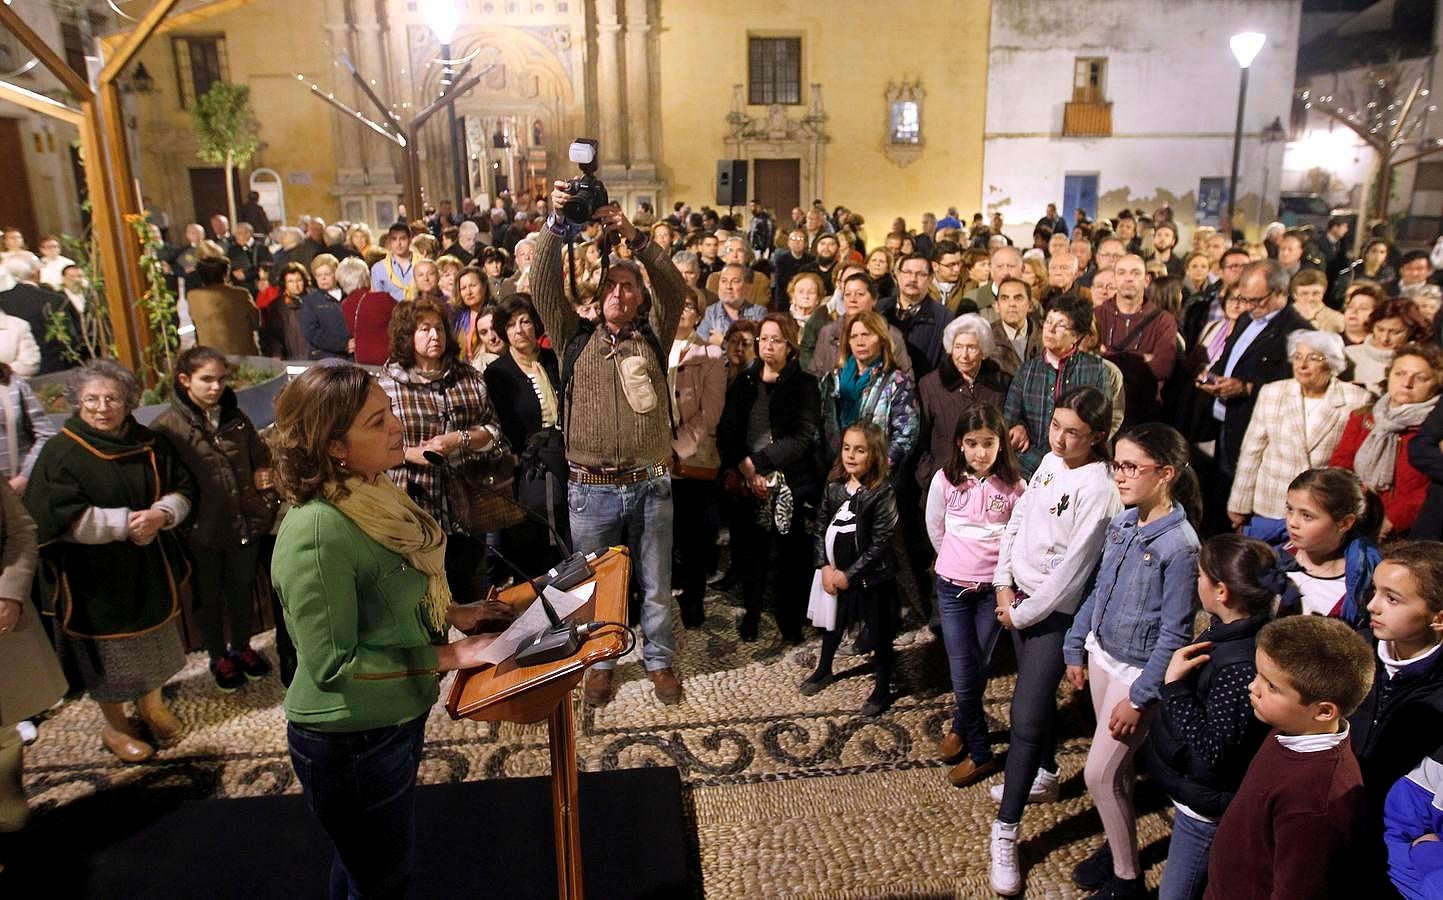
[567,475,676,672]
[1159,806,1218,900]
[287,715,427,899]
[936,579,1000,763]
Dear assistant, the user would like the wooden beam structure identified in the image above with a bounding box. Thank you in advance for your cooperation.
[0,0,190,372]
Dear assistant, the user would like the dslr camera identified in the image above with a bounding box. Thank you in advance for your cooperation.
[561,138,609,227]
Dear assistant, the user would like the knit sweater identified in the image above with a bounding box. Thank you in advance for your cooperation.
[992,453,1121,629]
[531,226,686,469]
[1205,730,1366,899]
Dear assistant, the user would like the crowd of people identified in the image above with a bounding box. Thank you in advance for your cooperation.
[2,186,1443,899]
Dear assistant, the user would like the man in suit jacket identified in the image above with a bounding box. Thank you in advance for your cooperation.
[989,278,1043,376]
[1203,259,1312,481]
[0,254,69,373]
[186,257,259,356]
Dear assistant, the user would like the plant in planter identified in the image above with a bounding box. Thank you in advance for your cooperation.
[126,213,183,405]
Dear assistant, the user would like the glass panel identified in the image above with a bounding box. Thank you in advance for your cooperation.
[890,100,919,144]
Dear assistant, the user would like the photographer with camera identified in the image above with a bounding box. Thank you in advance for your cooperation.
[533,140,690,706]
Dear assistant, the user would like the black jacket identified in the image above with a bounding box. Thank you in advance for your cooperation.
[482,347,561,454]
[718,359,821,503]
[1408,398,1443,540]
[0,283,68,373]
[1143,614,1270,819]
[811,479,898,588]
[1208,304,1312,469]
[298,290,350,360]
[1348,640,1443,823]
[877,295,953,381]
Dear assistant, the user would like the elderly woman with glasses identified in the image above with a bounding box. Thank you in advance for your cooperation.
[1226,330,1371,543]
[24,359,195,763]
[916,314,1013,487]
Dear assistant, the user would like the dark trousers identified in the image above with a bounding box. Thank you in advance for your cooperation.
[895,476,935,621]
[287,714,427,900]
[937,580,1001,763]
[814,581,898,700]
[733,505,812,641]
[256,535,296,686]
[671,476,719,624]
[443,531,489,604]
[998,610,1070,824]
[190,543,261,661]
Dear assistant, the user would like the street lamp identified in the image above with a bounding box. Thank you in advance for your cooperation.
[422,0,466,211]
[1227,31,1266,231]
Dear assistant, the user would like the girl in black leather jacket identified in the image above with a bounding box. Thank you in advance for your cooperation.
[801,421,900,716]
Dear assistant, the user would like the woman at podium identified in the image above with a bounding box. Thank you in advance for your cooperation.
[268,362,496,899]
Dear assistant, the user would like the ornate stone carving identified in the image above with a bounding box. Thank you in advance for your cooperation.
[725,84,830,143]
[883,79,924,168]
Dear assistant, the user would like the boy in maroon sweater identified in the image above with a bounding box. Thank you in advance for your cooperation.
[1205,616,1376,899]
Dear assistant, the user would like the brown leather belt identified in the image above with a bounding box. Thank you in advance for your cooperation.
[568,462,668,485]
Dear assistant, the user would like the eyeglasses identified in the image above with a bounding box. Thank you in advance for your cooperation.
[757,336,789,346]
[1235,293,1273,306]
[1042,318,1074,333]
[80,394,125,410]
[1290,352,1328,365]
[1108,461,1158,478]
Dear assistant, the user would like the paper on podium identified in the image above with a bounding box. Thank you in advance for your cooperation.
[476,582,596,667]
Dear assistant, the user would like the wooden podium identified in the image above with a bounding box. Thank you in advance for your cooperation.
[445,546,633,900]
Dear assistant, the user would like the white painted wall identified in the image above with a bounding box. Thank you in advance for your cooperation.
[984,0,1302,240]
[0,0,89,239]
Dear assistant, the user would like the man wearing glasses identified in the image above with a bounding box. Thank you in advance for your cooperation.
[1200,259,1312,487]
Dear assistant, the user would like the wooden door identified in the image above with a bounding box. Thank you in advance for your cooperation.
[0,119,38,243]
[189,167,240,226]
[753,158,800,222]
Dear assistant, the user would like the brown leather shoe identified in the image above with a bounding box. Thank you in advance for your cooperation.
[101,726,155,764]
[140,705,183,743]
[948,756,1001,788]
[647,668,682,705]
[584,669,614,705]
[938,732,966,765]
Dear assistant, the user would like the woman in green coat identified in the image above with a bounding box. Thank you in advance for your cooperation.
[269,362,497,899]
[25,359,194,763]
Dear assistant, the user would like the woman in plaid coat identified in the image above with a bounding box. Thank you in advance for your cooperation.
[1226,330,1370,544]
[379,296,506,603]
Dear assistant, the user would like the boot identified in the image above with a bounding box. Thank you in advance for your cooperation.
[136,690,183,743]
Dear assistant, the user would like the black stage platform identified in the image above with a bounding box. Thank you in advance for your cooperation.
[1,766,693,898]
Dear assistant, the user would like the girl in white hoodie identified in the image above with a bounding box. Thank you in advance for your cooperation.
[987,385,1123,897]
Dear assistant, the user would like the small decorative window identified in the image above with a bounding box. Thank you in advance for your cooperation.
[883,79,924,166]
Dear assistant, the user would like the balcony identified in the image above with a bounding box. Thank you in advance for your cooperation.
[1063,101,1113,138]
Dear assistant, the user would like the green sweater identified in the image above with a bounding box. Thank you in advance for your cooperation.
[271,499,442,731]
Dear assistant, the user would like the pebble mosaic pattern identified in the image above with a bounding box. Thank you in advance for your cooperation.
[23,592,1173,897]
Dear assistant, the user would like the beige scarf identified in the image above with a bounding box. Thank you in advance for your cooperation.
[326,474,450,631]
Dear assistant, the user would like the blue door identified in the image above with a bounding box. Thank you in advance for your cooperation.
[1063,174,1099,222]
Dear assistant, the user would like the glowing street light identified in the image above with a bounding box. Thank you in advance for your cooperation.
[1227,32,1266,229]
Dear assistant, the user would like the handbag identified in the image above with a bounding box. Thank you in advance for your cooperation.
[445,450,525,533]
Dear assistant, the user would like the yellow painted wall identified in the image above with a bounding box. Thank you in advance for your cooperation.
[656,1,990,237]
[130,0,340,227]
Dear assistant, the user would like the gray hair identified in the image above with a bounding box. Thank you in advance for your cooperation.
[335,256,370,293]
[66,358,142,412]
[671,250,700,272]
[991,244,1022,265]
[723,236,754,264]
[1287,329,1346,375]
[324,224,345,245]
[490,208,506,223]
[233,221,253,238]
[941,313,995,357]
[458,220,479,240]
[514,236,537,260]
[988,234,1010,250]
[1240,258,1289,296]
[2,252,39,281]
[278,226,303,250]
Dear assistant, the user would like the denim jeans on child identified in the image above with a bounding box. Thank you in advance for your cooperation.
[936,579,1000,763]
[287,714,427,900]
[567,475,676,672]
[1159,805,1219,900]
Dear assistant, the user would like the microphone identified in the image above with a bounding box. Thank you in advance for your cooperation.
[423,447,593,591]
[487,543,585,667]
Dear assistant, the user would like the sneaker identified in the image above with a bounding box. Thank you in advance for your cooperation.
[1072,842,1113,890]
[210,655,246,692]
[233,647,272,680]
[989,819,1022,896]
[1088,875,1145,899]
[989,767,1060,804]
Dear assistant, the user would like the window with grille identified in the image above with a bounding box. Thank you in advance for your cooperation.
[1073,57,1107,103]
[748,37,801,106]
[172,35,229,109]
